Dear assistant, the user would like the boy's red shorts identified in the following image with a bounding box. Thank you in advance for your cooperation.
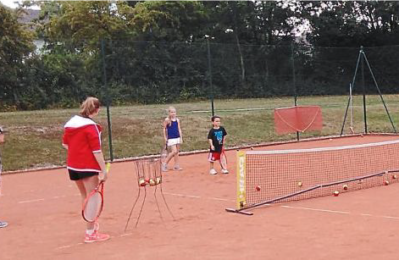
[208,149,224,162]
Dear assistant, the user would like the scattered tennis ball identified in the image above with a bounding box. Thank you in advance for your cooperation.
[393,175,398,180]
[343,184,348,190]
[149,179,156,186]
[155,177,162,185]
[256,185,261,191]
[384,180,390,186]
[139,178,146,187]
[333,191,340,196]
[298,181,303,187]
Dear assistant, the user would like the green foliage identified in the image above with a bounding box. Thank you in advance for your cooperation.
[0,4,34,109]
[2,1,399,111]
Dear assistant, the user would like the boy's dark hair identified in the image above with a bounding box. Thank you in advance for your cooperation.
[211,115,221,122]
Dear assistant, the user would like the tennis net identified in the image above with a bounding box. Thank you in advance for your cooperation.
[228,138,399,215]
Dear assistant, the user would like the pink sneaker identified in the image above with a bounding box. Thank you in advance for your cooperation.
[84,230,110,243]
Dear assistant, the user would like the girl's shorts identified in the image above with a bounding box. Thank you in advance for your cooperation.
[167,138,181,147]
[68,169,99,181]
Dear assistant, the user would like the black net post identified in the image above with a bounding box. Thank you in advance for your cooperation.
[101,39,114,161]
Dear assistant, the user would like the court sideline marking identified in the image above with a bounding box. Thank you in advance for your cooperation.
[53,191,399,251]
[17,191,399,222]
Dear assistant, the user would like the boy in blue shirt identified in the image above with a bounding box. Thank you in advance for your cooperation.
[207,116,228,175]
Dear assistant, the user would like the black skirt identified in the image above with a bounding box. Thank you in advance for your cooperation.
[68,169,99,181]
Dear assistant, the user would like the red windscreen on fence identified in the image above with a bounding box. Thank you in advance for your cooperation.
[274,106,323,134]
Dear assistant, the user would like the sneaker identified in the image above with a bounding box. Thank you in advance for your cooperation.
[162,163,168,172]
[221,169,229,174]
[84,230,110,243]
[173,165,183,171]
[209,169,217,175]
[0,221,8,228]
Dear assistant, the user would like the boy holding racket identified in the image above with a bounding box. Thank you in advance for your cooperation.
[0,127,8,228]
[208,116,228,175]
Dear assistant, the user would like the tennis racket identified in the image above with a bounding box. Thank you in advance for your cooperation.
[160,143,168,166]
[82,163,110,223]
[220,149,228,171]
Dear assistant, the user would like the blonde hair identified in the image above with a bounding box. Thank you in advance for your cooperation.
[167,106,176,126]
[80,97,100,117]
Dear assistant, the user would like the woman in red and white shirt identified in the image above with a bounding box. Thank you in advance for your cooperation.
[62,97,109,243]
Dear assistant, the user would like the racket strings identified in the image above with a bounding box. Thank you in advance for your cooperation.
[83,189,103,222]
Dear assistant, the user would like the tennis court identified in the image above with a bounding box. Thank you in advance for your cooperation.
[1,134,399,260]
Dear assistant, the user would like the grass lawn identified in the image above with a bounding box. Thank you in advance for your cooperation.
[0,95,398,171]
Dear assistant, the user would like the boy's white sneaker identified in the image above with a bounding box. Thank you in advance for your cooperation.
[209,169,217,175]
[221,169,229,174]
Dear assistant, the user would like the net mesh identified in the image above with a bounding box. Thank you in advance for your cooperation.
[244,138,399,208]
[274,106,323,134]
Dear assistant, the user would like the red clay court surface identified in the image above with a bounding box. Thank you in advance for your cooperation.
[1,134,399,260]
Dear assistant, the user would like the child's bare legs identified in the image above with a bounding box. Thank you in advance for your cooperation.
[209,161,217,175]
[163,145,177,171]
[173,145,182,170]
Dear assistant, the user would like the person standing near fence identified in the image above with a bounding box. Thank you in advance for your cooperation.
[162,106,183,172]
[62,97,110,243]
[0,127,8,228]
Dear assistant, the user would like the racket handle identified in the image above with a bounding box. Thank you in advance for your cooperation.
[106,162,111,173]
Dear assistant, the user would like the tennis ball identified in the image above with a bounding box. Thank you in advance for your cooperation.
[139,178,146,187]
[298,182,303,188]
[149,179,156,186]
[256,185,261,191]
[384,180,390,186]
[156,177,162,185]
[343,184,348,190]
[393,175,398,180]
[333,191,340,196]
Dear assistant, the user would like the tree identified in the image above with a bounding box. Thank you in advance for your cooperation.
[126,1,208,42]
[302,1,399,47]
[0,4,34,109]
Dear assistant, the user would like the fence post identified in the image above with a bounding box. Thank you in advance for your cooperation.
[206,36,215,117]
[291,43,299,141]
[360,46,368,134]
[101,39,114,161]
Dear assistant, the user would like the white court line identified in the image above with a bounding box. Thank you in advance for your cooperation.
[18,194,79,204]
[163,192,234,202]
[18,198,45,204]
[281,205,351,215]
[55,233,134,250]
[281,205,399,220]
